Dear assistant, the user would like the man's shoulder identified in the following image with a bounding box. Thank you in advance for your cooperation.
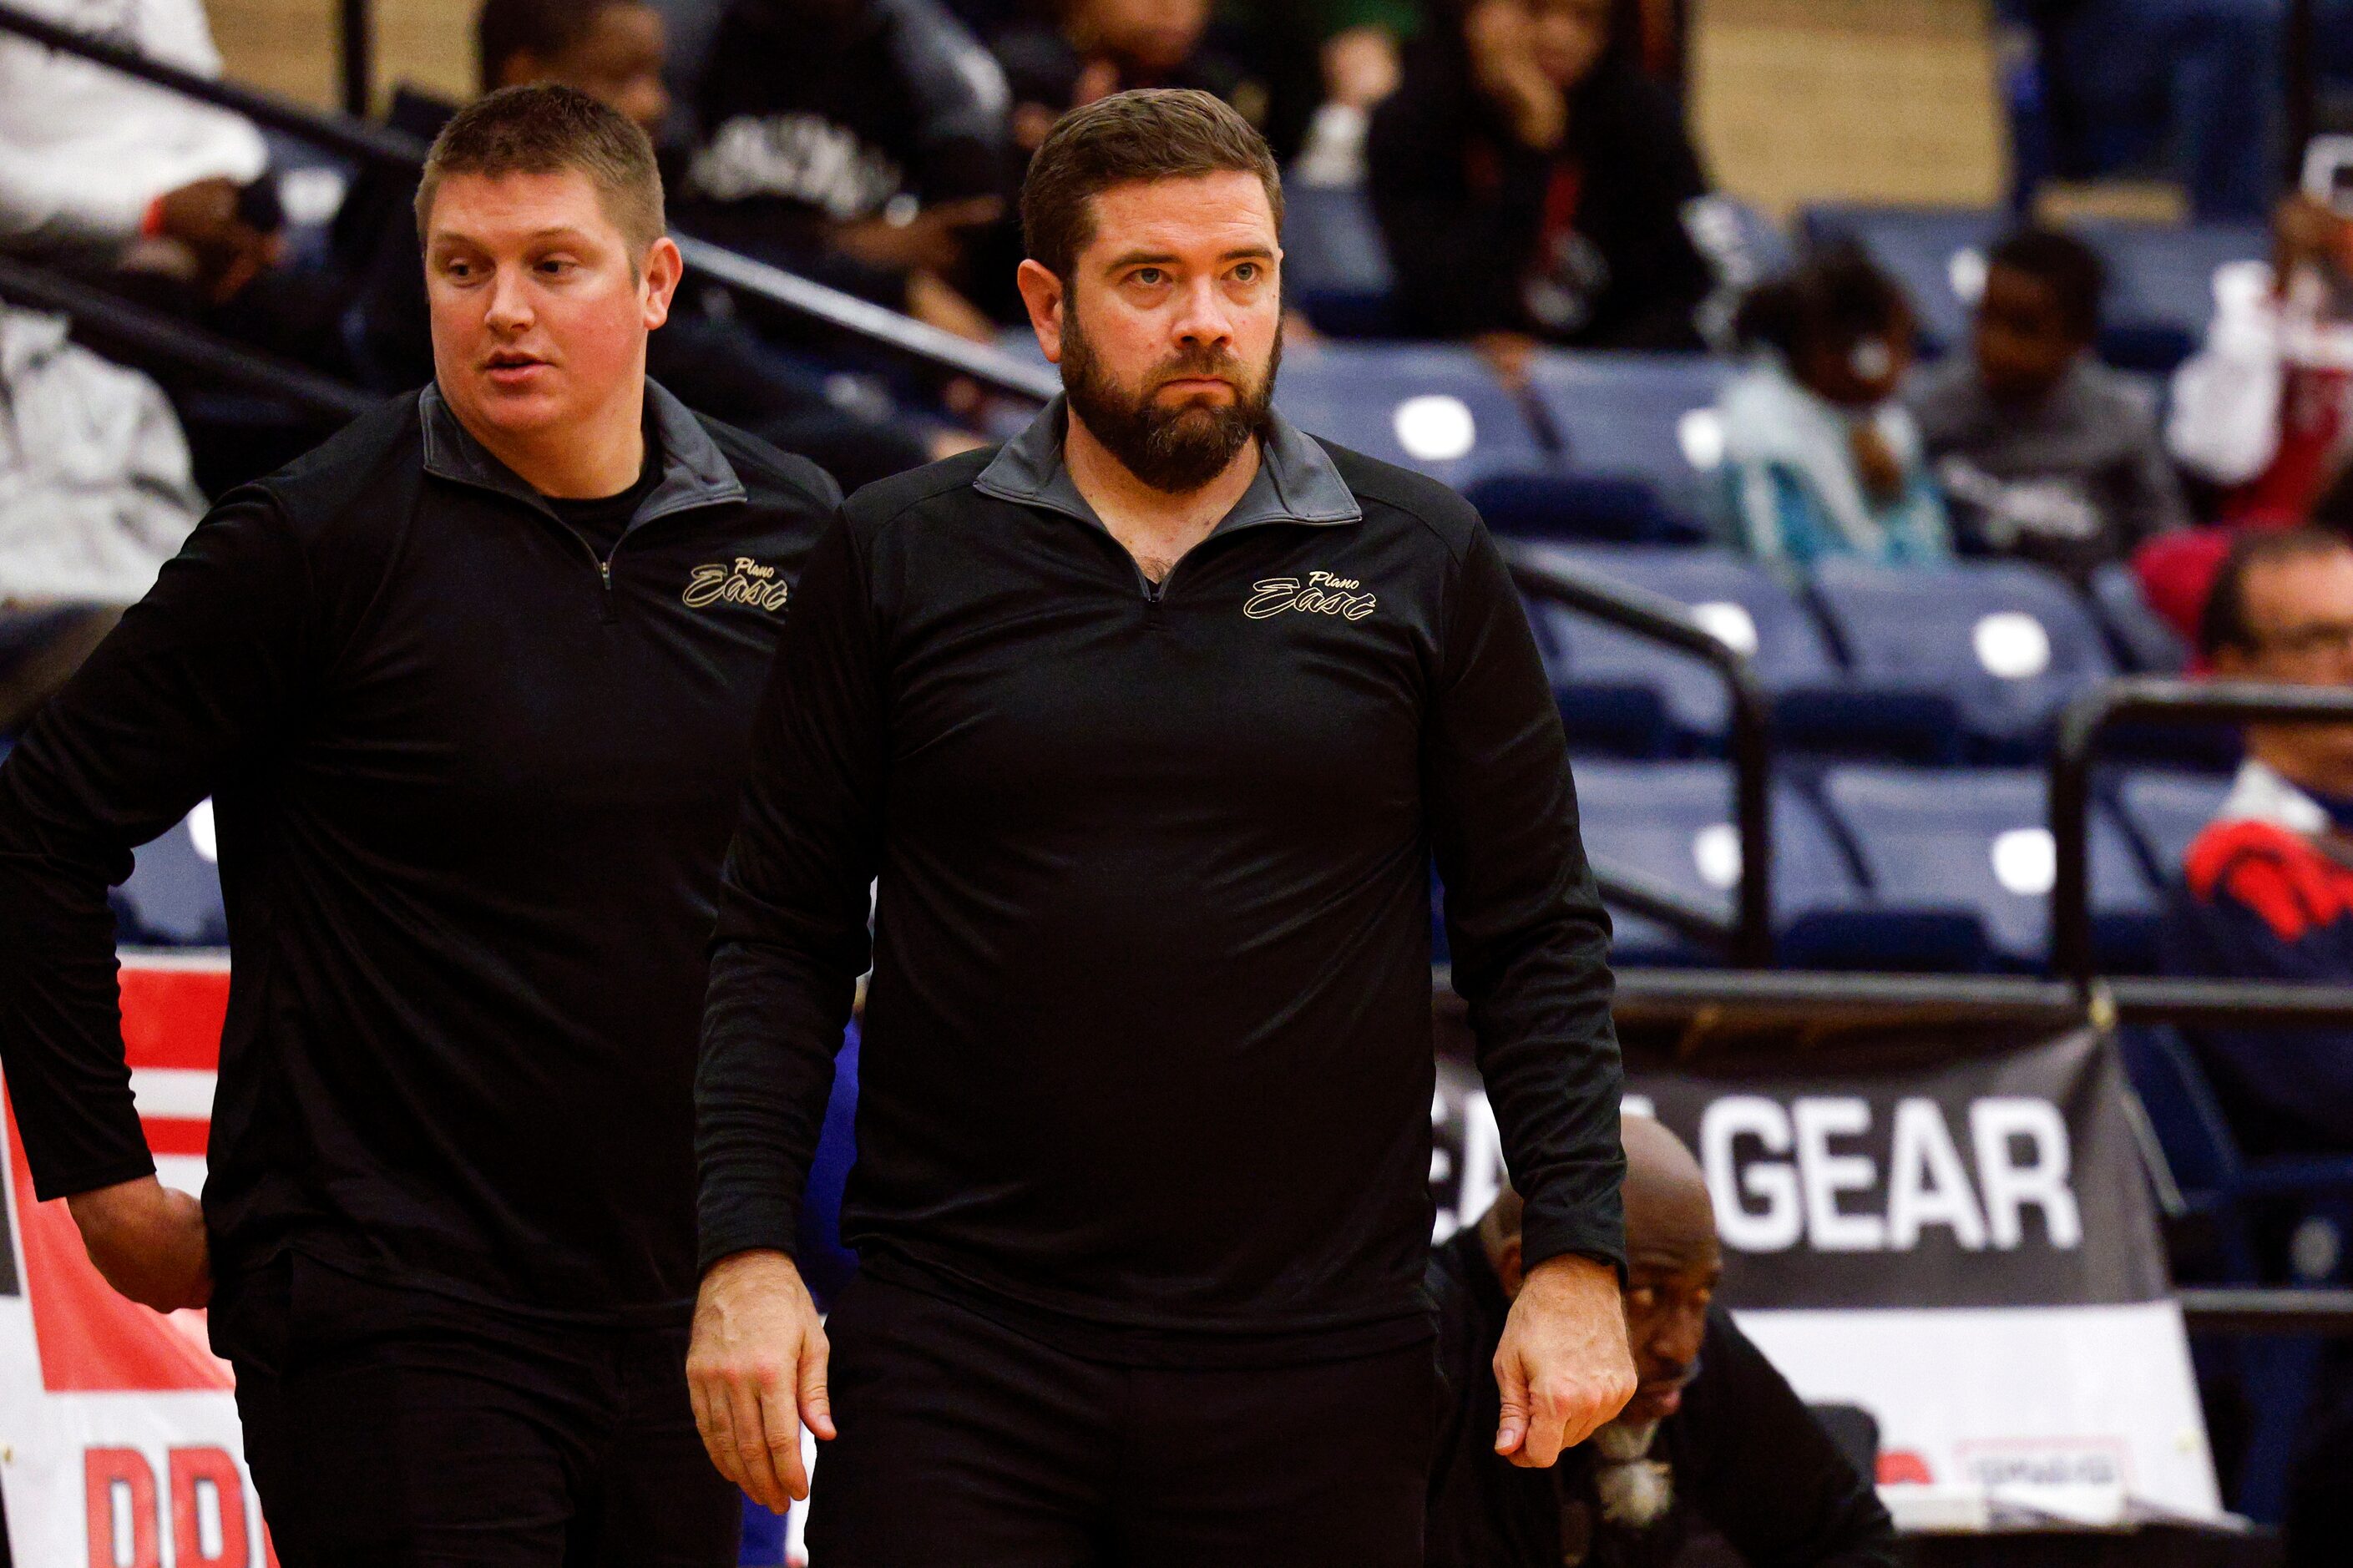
[695,412,844,517]
[842,446,998,533]
[1315,438,1487,560]
[230,392,426,540]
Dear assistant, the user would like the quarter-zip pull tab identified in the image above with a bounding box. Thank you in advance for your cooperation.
[597,557,619,624]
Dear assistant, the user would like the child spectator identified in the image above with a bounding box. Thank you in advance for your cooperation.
[1909,227,2187,587]
[1365,0,1713,363]
[679,0,1010,342]
[1720,247,1950,570]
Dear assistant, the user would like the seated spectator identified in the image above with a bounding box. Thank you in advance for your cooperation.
[1909,227,2188,587]
[2162,527,2353,1156]
[678,0,1010,343]
[0,302,203,731]
[336,0,947,491]
[1365,0,1713,363]
[0,0,359,372]
[996,0,1267,156]
[0,0,269,285]
[1720,249,1950,570]
[2168,194,2353,527]
[1427,1115,1898,1568]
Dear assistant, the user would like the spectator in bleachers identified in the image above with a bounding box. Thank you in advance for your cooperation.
[0,0,271,290]
[1427,1116,1898,1568]
[0,301,203,731]
[2162,527,2353,1156]
[0,0,360,371]
[1719,248,1950,571]
[1909,228,2187,588]
[677,0,1010,343]
[2168,194,2353,528]
[337,0,946,490]
[1364,0,1713,371]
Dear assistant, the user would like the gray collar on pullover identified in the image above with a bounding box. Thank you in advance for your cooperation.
[419,377,746,528]
[974,394,1363,534]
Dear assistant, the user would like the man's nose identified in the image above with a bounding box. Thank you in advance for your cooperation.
[1171,274,1235,348]
[1651,1306,1706,1370]
[484,264,534,333]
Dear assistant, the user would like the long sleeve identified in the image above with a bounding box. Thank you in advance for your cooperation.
[696,512,883,1271]
[1681,1311,1900,1567]
[2118,400,2193,548]
[2166,261,2285,485]
[0,496,311,1199]
[1424,524,1624,1274]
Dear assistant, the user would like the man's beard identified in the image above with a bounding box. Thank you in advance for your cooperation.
[1060,308,1280,495]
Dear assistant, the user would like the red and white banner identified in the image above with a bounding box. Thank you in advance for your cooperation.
[0,954,277,1567]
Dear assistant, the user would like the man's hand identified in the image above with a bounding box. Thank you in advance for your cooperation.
[833,195,1004,277]
[1492,1252,1635,1468]
[687,1249,837,1510]
[1465,0,1566,151]
[66,1175,211,1312]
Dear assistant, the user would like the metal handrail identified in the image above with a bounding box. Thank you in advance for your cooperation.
[2050,675,2353,984]
[0,254,380,422]
[1500,539,1774,966]
[0,0,1060,402]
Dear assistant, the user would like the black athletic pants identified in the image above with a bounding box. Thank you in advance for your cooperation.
[807,1272,1435,1566]
[210,1253,739,1567]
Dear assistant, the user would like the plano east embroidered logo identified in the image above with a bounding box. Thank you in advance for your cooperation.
[684,556,791,612]
[1243,571,1378,621]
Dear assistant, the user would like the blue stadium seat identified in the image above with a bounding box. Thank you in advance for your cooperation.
[1281,184,1397,337]
[1806,559,2118,758]
[2082,220,2265,349]
[1818,766,2158,971]
[114,802,227,947]
[1571,759,1863,966]
[1531,546,1840,752]
[1273,342,1548,490]
[1465,473,1704,547]
[1521,352,1731,529]
[2113,768,2234,888]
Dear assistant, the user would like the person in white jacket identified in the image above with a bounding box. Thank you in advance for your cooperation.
[0,0,278,302]
[2168,194,2353,525]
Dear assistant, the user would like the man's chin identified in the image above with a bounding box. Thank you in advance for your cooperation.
[1620,1386,1683,1424]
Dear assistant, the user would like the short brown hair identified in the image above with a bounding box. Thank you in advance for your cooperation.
[1020,89,1282,282]
[414,83,665,257]
[2201,526,2353,659]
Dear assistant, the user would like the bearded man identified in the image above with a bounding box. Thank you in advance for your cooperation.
[686,87,1632,1564]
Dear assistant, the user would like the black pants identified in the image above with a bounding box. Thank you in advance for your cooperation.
[211,1253,738,1567]
[807,1272,1435,1567]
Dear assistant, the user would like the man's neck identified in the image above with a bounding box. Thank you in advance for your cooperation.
[459,386,649,500]
[1063,408,1261,582]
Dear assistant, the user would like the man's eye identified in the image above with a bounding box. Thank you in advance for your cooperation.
[1132,267,1166,286]
[1626,1287,1657,1310]
[1232,262,1259,282]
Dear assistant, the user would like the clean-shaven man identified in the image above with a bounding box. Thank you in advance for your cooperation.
[689,87,1633,1562]
[0,84,836,1565]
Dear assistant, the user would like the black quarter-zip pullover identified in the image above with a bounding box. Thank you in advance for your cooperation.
[697,398,1624,1360]
[0,382,837,1323]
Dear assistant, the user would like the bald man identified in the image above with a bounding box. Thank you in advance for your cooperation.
[1426,1115,1899,1568]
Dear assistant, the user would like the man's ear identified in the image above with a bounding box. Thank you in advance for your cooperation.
[1016,259,1066,364]
[1495,1236,1525,1300]
[641,236,684,331]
